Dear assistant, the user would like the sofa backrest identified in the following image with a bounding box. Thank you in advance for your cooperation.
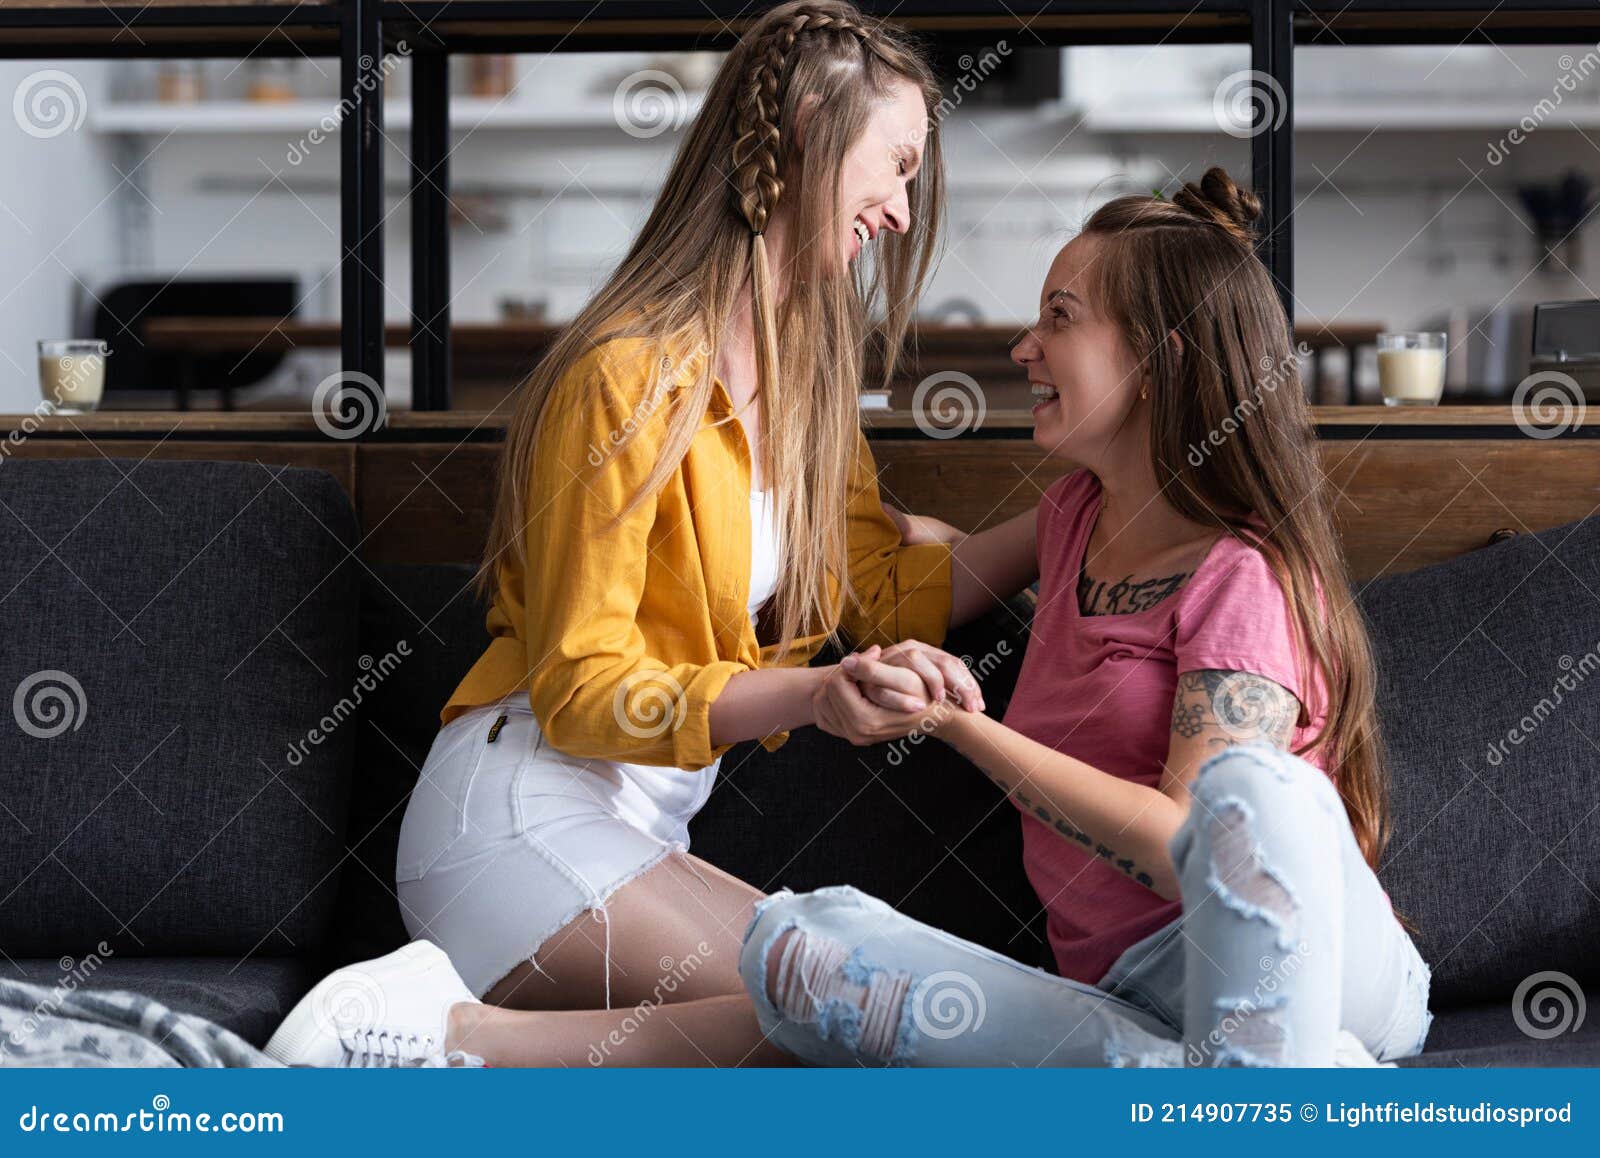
[0,459,359,959]
[1358,518,1600,1004]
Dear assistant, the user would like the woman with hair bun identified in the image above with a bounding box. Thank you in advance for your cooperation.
[748,167,1435,1068]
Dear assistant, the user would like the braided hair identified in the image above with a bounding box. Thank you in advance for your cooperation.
[726,3,902,425]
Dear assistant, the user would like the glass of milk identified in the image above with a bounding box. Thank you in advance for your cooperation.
[1376,331,1446,407]
[37,339,110,413]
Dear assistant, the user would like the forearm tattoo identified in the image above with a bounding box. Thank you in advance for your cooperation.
[994,774,1157,891]
[1077,567,1191,616]
[1171,668,1300,751]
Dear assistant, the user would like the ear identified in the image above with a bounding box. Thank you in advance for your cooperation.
[1167,328,1184,359]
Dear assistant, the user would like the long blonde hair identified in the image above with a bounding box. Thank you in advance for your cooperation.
[1083,168,1392,872]
[477,0,947,664]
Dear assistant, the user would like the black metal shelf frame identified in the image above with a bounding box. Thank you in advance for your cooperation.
[3,1,1595,412]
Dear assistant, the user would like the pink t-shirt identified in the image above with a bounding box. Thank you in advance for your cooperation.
[1001,468,1331,984]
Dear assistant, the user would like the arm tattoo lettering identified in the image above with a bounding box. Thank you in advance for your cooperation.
[1170,668,1300,751]
[1010,785,1157,890]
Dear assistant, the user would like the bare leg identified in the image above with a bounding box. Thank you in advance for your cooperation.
[444,851,792,1067]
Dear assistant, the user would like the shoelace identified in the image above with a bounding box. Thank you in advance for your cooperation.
[338,1028,485,1069]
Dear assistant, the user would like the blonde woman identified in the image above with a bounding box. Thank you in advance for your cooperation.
[266,0,1034,1068]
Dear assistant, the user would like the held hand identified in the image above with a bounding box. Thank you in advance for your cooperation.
[840,641,985,715]
[812,658,960,747]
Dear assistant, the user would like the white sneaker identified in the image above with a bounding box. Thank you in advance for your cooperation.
[265,940,485,1068]
[1334,1028,1395,1068]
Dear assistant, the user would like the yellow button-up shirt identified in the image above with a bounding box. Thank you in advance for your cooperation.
[441,334,955,771]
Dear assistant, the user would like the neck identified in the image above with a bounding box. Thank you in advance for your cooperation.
[1092,451,1210,561]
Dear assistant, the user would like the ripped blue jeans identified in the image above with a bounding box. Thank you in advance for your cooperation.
[737,742,1434,1067]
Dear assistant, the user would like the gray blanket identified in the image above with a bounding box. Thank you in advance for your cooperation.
[0,977,279,1068]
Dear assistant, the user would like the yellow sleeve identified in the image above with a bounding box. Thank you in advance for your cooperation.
[522,353,748,771]
[835,428,954,649]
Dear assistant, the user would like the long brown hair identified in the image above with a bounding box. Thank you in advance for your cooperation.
[1081,167,1391,871]
[477,0,947,664]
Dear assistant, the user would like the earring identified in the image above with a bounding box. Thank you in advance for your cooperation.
[1140,385,1149,400]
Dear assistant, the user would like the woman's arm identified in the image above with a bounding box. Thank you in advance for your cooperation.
[949,507,1038,628]
[707,665,831,748]
[844,654,1300,899]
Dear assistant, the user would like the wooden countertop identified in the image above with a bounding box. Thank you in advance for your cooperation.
[0,406,1580,438]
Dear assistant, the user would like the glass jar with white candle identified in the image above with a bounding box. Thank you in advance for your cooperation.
[37,339,110,414]
[1376,331,1447,407]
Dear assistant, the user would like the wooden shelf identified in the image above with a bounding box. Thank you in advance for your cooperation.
[0,405,1581,439]
[379,2,1253,54]
[0,3,341,57]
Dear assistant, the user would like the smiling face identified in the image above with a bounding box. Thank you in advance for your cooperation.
[834,77,926,272]
[1011,235,1148,463]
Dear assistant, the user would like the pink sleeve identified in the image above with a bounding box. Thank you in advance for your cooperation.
[1173,544,1314,710]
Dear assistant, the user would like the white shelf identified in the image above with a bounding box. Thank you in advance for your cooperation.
[91,96,707,134]
[1077,101,1600,133]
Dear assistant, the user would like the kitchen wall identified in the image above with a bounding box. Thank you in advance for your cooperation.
[1,42,1593,411]
[1,60,118,415]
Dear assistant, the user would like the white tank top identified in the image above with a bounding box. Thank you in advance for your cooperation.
[747,486,780,623]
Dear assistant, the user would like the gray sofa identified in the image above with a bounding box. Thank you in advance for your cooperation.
[0,459,1595,1066]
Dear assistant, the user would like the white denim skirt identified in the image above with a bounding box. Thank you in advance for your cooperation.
[395,691,718,1000]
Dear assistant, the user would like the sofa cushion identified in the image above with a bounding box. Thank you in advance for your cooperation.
[0,460,359,958]
[321,562,491,972]
[1357,518,1600,1005]
[1397,980,1600,1066]
[2,955,314,1049]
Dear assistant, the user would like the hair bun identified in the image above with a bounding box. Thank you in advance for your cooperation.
[1171,166,1261,244]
